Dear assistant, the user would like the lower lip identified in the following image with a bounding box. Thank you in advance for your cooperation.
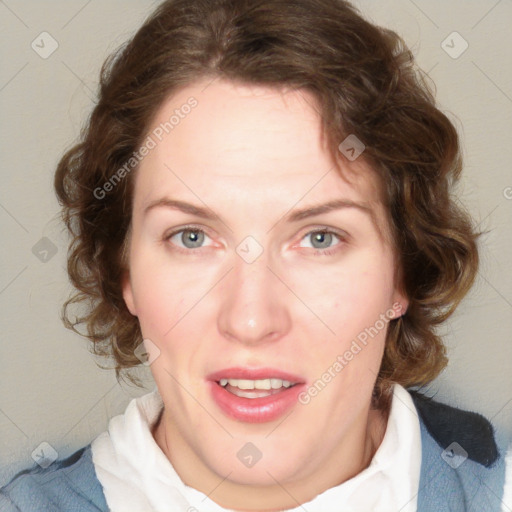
[208,381,307,423]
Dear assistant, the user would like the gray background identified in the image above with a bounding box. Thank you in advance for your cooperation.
[1,0,511,486]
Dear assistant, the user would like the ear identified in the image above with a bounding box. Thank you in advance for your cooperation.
[391,288,409,318]
[121,269,137,316]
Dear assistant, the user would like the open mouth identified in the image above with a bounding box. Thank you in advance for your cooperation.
[207,368,306,423]
[217,378,298,398]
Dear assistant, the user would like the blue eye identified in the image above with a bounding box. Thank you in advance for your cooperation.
[165,227,211,250]
[164,226,346,256]
[300,230,344,255]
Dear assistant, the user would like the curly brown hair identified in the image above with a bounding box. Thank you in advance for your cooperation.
[54,0,478,411]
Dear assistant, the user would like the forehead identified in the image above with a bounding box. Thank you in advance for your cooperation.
[134,78,384,225]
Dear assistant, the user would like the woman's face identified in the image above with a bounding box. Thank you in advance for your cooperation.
[122,78,407,495]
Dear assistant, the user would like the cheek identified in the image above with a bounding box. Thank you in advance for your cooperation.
[128,256,185,336]
[294,257,395,335]
[129,253,216,353]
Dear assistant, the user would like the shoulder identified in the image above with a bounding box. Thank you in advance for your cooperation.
[0,444,108,512]
[409,389,500,467]
[409,389,511,512]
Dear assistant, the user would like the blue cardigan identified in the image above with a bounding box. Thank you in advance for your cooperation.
[0,390,508,511]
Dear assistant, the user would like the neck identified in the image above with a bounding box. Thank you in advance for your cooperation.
[152,404,389,511]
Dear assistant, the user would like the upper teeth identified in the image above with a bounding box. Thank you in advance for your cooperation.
[219,378,293,390]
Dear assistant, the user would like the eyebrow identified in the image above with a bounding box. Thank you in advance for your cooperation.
[144,198,220,220]
[143,197,375,224]
[285,199,374,223]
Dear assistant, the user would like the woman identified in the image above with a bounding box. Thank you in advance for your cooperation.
[1,0,510,510]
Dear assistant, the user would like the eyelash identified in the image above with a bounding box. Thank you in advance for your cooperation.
[163,224,346,257]
[304,229,345,256]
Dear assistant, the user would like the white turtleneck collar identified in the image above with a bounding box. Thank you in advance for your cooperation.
[91,383,421,512]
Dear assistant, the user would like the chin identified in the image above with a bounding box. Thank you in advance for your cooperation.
[205,445,308,486]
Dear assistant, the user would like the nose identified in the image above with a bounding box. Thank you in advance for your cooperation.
[217,249,292,347]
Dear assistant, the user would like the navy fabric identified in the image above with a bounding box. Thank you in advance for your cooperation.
[417,417,508,511]
[0,391,507,511]
[410,390,500,467]
[411,391,508,512]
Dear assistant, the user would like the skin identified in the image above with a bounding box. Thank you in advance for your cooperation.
[121,78,408,511]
